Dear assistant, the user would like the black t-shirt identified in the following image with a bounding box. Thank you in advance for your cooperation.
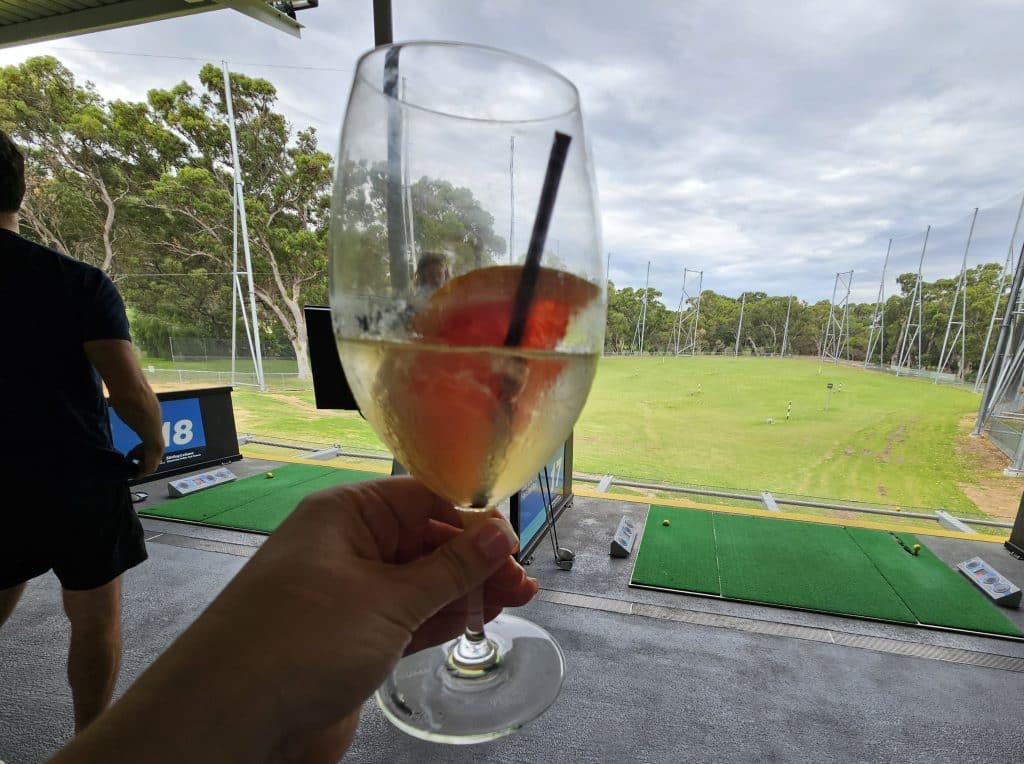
[0,229,134,480]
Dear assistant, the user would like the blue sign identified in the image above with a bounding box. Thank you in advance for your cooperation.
[110,396,207,461]
[516,445,566,550]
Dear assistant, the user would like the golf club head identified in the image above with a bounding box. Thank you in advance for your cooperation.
[555,558,574,571]
[557,548,575,561]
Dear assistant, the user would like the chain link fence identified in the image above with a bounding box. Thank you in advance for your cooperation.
[149,336,311,391]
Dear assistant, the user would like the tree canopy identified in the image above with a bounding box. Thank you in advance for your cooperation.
[1,56,1008,382]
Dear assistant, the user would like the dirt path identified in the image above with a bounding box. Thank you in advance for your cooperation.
[876,423,908,463]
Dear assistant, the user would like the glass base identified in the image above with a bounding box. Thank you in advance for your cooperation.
[375,613,565,744]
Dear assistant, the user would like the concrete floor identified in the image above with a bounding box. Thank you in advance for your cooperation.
[2,460,1023,763]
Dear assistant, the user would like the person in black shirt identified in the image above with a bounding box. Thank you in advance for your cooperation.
[0,130,165,733]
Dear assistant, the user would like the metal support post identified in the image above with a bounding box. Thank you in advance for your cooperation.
[894,226,930,375]
[865,239,891,368]
[223,62,266,391]
[935,208,978,382]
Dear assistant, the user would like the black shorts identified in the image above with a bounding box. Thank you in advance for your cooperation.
[0,481,148,591]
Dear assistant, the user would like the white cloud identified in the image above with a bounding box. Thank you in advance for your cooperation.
[1,0,1021,309]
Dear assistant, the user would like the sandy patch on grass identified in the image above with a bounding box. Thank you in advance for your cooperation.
[954,414,1020,520]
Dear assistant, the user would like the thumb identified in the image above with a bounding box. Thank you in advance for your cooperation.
[399,516,519,624]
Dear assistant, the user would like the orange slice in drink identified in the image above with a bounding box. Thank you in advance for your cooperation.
[380,265,598,506]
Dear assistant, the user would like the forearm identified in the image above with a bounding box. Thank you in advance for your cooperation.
[110,382,163,448]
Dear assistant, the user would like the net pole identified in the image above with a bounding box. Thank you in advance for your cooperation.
[692,270,703,355]
[865,239,891,368]
[735,292,745,356]
[230,164,239,386]
[509,136,515,263]
[935,208,977,382]
[223,62,266,391]
[974,238,1024,435]
[781,295,792,357]
[976,192,1024,392]
[639,261,650,355]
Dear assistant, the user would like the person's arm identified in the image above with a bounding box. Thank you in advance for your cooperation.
[49,478,535,763]
[84,339,164,476]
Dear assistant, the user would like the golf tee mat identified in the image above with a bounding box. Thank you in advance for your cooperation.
[630,507,1023,640]
[140,463,379,534]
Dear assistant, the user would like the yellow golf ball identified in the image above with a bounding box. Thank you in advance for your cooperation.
[912,544,921,555]
[266,471,274,479]
[662,519,670,527]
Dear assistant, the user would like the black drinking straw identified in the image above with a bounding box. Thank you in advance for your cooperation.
[503,131,573,347]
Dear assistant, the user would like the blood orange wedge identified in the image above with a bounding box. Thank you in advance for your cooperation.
[377,265,598,507]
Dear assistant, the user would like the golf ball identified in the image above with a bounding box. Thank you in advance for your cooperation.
[662,519,670,526]
[266,472,274,479]
[912,544,921,555]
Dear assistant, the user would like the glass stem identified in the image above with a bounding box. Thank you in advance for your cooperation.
[448,587,498,674]
[464,586,487,640]
[448,511,500,675]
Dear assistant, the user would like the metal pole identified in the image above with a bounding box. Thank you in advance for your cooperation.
[842,272,852,360]
[233,268,257,384]
[223,62,266,391]
[383,47,409,292]
[692,270,703,354]
[895,226,930,375]
[976,193,1024,391]
[230,170,238,385]
[507,137,516,264]
[735,292,745,356]
[921,232,929,368]
[974,238,1024,435]
[570,474,1011,528]
[372,0,392,46]
[400,77,416,257]
[673,269,684,355]
[780,295,792,357]
[865,239,891,369]
[639,261,650,355]
[822,278,837,364]
[935,208,978,382]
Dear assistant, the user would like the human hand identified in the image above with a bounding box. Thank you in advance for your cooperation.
[51,477,538,764]
[125,440,163,477]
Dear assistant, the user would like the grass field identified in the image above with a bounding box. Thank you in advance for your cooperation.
[578,356,985,517]
[149,355,1003,520]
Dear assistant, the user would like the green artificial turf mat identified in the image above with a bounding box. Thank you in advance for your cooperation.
[205,468,377,533]
[847,528,1023,638]
[140,464,378,530]
[630,508,720,595]
[710,513,916,623]
[631,506,1023,639]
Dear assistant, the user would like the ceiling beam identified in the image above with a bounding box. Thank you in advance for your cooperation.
[215,1,301,38]
[0,0,301,49]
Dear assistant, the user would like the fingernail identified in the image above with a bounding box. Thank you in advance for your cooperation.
[475,520,517,561]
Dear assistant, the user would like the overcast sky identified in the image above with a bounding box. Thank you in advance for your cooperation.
[3,0,1024,305]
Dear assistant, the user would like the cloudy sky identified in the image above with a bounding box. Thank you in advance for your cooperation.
[3,0,1024,305]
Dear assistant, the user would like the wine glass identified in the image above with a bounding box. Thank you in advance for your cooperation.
[329,41,605,744]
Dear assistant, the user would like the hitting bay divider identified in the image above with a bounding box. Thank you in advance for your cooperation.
[631,507,1023,639]
[141,464,378,533]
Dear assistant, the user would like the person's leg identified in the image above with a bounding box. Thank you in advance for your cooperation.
[60,577,122,733]
[0,582,27,627]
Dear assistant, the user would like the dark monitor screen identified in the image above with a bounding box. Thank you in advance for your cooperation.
[304,305,359,411]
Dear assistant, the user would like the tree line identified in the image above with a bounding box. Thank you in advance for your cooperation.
[606,260,1005,380]
[2,57,1005,381]
[1,57,501,378]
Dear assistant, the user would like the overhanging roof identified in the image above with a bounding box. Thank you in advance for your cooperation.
[0,0,304,49]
